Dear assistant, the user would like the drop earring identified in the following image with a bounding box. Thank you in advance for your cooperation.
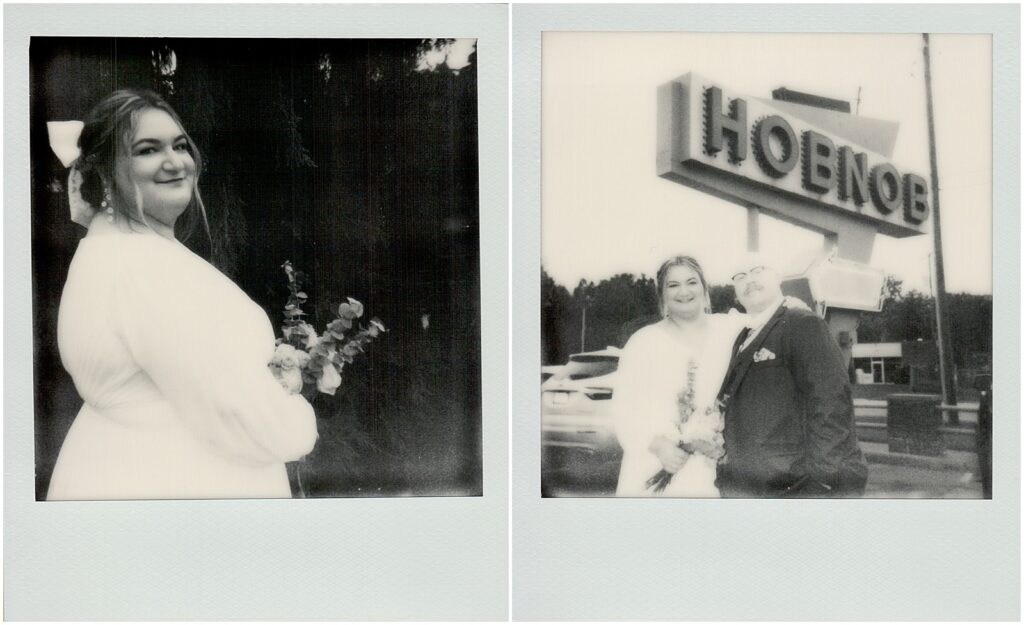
[101,187,113,223]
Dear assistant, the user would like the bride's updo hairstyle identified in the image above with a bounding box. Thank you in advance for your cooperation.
[74,88,209,241]
[655,255,712,317]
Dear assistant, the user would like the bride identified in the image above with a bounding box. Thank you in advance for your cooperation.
[612,255,745,497]
[48,89,318,500]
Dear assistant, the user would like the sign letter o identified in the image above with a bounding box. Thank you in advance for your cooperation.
[752,115,798,178]
[869,163,903,214]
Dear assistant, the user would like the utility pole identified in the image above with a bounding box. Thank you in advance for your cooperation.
[576,282,592,352]
[922,33,959,421]
[580,302,587,352]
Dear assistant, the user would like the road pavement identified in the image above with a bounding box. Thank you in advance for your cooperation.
[542,443,984,498]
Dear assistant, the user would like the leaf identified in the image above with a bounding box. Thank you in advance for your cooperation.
[326,319,347,340]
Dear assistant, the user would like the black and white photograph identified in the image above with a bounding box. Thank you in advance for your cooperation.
[32,36,483,500]
[540,32,993,499]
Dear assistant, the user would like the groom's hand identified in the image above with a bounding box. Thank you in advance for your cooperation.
[649,435,689,474]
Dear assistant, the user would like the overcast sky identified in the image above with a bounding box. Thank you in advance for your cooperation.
[541,33,992,295]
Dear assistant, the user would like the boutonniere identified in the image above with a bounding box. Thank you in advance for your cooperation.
[752,347,776,363]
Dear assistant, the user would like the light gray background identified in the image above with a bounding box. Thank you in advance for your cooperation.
[4,4,507,620]
[512,4,1020,621]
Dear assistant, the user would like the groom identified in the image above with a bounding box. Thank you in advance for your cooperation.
[716,255,868,498]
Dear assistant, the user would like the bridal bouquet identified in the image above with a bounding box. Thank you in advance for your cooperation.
[645,358,726,494]
[268,261,385,402]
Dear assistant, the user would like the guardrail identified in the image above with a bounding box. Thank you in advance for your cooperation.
[938,405,979,413]
[853,400,982,452]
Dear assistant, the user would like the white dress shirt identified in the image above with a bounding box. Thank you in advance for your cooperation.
[739,296,785,352]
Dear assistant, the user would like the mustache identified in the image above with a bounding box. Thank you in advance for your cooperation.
[742,283,763,296]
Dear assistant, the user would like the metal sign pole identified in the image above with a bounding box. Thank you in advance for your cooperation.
[746,206,760,252]
[922,33,959,420]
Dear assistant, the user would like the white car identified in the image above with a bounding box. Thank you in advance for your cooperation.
[541,347,622,454]
[541,364,564,383]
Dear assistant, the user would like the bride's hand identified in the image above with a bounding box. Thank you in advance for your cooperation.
[649,435,689,474]
[783,295,812,312]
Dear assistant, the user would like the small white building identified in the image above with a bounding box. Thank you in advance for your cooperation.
[852,342,904,384]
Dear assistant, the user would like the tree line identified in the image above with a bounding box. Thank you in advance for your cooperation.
[541,270,992,372]
[855,276,992,371]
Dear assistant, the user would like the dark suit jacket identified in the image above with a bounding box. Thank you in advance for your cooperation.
[716,304,868,498]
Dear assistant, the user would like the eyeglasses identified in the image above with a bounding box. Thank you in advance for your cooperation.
[731,265,766,284]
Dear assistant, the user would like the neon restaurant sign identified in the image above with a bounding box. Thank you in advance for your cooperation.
[657,73,930,239]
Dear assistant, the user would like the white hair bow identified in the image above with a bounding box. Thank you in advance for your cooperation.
[47,120,83,167]
[47,120,96,227]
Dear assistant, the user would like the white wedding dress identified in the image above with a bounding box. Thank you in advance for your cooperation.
[48,225,318,500]
[613,315,744,497]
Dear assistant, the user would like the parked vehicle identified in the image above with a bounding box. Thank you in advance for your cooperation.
[541,364,564,383]
[541,347,622,455]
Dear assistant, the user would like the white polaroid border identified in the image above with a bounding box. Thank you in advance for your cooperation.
[512,4,1020,621]
[3,4,508,620]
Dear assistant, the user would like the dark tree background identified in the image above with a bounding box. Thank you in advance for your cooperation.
[540,268,738,365]
[857,276,992,372]
[31,37,481,498]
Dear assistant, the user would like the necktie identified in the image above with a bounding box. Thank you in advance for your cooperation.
[733,327,751,357]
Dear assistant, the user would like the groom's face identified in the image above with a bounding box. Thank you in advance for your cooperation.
[733,262,783,314]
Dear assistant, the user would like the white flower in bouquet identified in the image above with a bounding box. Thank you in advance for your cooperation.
[316,362,342,395]
[646,359,726,493]
[270,343,310,393]
[284,321,320,349]
[678,406,718,444]
[278,368,304,394]
[677,402,726,460]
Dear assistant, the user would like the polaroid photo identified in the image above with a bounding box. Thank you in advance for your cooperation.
[540,31,991,501]
[32,35,483,502]
[513,4,1019,621]
[5,4,508,620]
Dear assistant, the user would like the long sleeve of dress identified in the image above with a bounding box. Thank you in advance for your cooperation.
[717,309,748,339]
[613,329,675,455]
[111,237,318,466]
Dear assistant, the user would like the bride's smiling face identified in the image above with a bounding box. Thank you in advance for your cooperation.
[661,265,706,319]
[115,108,196,229]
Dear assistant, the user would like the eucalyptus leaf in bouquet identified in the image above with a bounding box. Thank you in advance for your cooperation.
[268,261,386,402]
